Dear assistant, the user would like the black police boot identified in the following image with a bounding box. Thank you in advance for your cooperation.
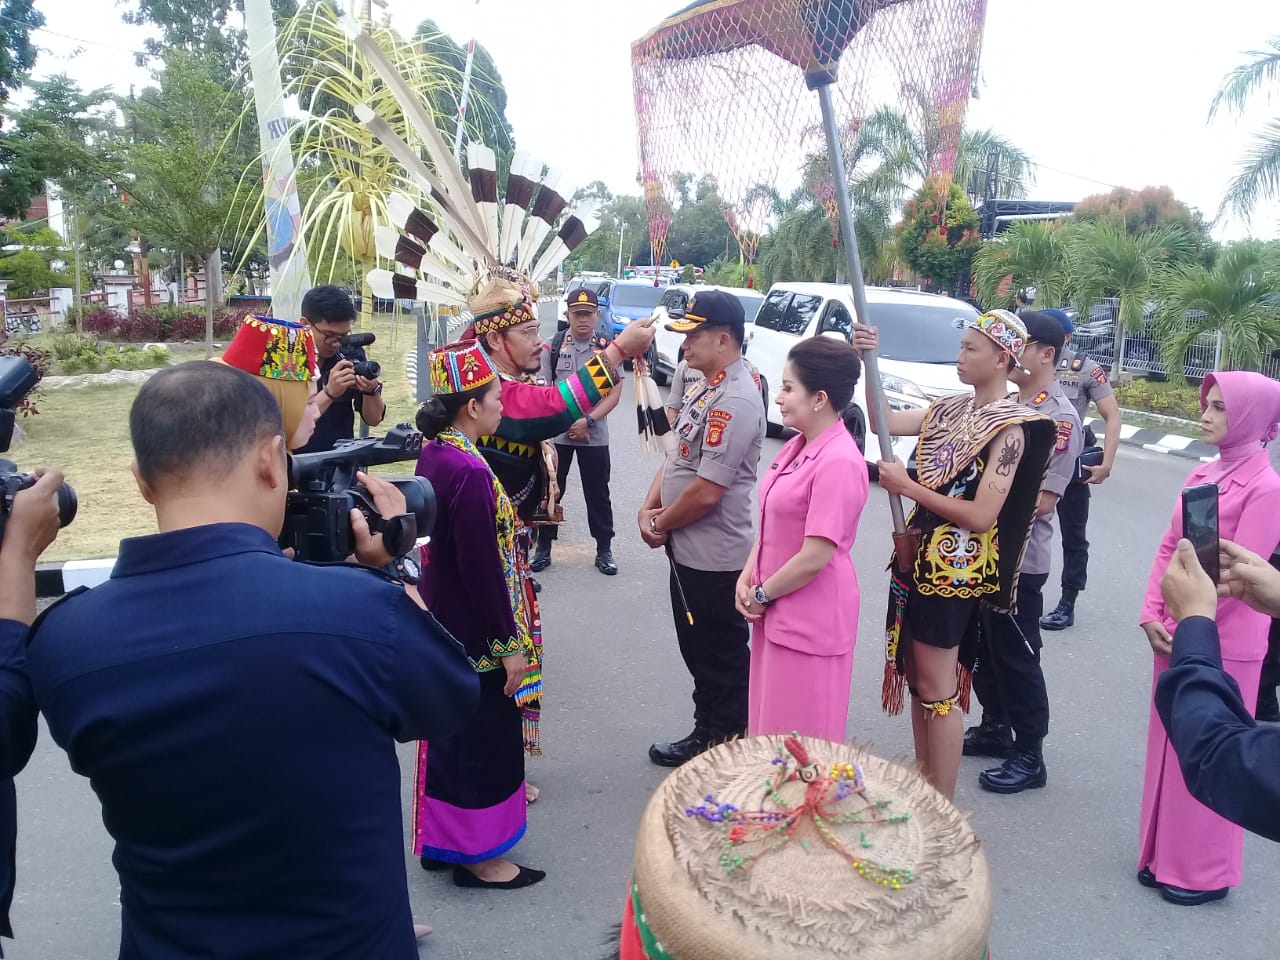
[595,543,618,576]
[1040,589,1078,631]
[1256,685,1280,723]
[978,742,1047,794]
[530,541,552,572]
[963,718,1014,758]
[648,728,711,768]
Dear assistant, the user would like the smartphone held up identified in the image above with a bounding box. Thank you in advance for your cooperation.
[1181,482,1220,583]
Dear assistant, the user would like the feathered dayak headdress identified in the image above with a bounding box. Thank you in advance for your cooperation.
[344,24,602,331]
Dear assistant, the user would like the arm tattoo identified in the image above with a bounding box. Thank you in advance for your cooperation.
[994,433,1022,477]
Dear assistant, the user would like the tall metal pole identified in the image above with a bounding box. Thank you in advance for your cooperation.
[617,220,625,278]
[452,2,481,162]
[815,82,906,534]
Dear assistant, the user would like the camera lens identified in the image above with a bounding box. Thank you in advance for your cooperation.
[57,482,77,528]
[354,360,381,380]
[388,476,435,540]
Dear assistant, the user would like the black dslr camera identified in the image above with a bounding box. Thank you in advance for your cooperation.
[280,423,435,563]
[0,355,77,545]
[338,332,381,380]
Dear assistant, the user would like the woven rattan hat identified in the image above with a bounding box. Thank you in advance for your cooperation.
[467,272,538,337]
[621,735,992,960]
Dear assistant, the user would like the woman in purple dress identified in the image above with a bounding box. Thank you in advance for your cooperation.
[412,340,545,890]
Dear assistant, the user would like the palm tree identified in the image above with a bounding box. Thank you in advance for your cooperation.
[972,220,1074,309]
[1153,240,1280,379]
[1067,223,1194,370]
[1211,36,1280,221]
[855,104,1034,212]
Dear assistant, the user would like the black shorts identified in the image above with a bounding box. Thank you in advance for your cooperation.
[906,589,982,650]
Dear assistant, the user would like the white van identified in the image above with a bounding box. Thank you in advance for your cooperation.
[743,282,979,466]
[650,284,765,385]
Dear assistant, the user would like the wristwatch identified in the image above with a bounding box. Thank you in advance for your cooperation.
[754,584,774,607]
[365,382,384,396]
[384,553,422,585]
[585,415,597,428]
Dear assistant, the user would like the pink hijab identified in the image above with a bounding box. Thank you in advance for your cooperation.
[1199,371,1280,479]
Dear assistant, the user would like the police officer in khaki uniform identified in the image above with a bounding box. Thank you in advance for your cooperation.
[1039,308,1123,631]
[532,288,623,575]
[638,290,765,766]
[966,312,1083,793]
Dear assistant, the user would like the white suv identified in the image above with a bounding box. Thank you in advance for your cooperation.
[650,284,765,386]
[743,282,979,465]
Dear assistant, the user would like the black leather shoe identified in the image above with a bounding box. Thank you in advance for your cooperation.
[421,856,450,872]
[1137,867,1159,888]
[978,751,1047,794]
[1160,884,1228,906]
[529,576,542,595]
[648,730,710,767]
[595,551,618,576]
[1040,594,1076,631]
[963,720,1013,758]
[529,546,551,572]
[452,864,547,890]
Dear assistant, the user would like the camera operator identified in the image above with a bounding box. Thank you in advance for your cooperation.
[0,468,64,957]
[27,362,479,958]
[1156,538,1280,843]
[297,284,386,453]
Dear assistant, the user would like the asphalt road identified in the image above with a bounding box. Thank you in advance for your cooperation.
[8,310,1278,959]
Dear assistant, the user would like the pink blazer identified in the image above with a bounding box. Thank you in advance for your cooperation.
[1141,452,1280,662]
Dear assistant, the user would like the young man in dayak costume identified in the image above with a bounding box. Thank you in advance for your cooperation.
[855,311,1055,801]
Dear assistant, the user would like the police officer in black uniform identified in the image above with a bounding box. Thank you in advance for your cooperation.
[1039,308,1122,631]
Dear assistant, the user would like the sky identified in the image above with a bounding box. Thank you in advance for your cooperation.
[21,0,1280,242]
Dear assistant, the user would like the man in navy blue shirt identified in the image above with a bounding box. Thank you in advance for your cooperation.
[0,467,67,957]
[1156,537,1280,843]
[28,362,480,959]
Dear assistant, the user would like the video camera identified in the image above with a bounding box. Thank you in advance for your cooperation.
[280,423,435,563]
[0,355,77,545]
[337,332,381,380]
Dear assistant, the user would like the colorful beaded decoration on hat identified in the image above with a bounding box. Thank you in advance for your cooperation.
[685,735,915,888]
[221,315,315,382]
[468,270,540,337]
[428,339,497,396]
[968,309,1028,358]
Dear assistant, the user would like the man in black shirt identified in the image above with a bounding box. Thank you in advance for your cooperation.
[296,285,386,453]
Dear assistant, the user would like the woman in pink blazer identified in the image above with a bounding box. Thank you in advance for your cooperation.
[1138,370,1280,906]
[736,337,869,742]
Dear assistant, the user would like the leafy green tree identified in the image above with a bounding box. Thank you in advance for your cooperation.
[1065,185,1215,266]
[1154,240,1280,378]
[0,0,42,105]
[1211,36,1280,223]
[413,18,513,155]
[972,220,1075,310]
[1067,223,1193,370]
[0,225,74,297]
[896,179,981,292]
[121,0,300,68]
[665,176,735,267]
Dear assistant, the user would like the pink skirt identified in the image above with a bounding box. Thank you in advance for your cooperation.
[748,633,854,743]
[1137,653,1263,890]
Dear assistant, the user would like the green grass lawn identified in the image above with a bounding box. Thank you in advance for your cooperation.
[13,312,422,562]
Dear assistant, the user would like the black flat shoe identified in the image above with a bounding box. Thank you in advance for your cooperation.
[529,549,551,572]
[977,751,1047,794]
[1137,867,1158,888]
[1160,884,1228,906]
[420,856,450,872]
[595,551,618,576]
[529,576,542,595]
[452,864,546,889]
[648,730,710,767]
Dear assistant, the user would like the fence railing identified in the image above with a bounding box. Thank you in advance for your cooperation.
[1071,297,1280,381]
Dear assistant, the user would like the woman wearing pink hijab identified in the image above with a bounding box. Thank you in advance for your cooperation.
[1138,370,1280,906]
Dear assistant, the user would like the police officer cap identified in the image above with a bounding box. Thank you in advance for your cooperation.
[566,287,600,312]
[1040,308,1074,335]
[665,289,745,334]
[1020,311,1068,356]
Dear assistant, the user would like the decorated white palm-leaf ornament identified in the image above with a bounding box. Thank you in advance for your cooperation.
[345,24,601,313]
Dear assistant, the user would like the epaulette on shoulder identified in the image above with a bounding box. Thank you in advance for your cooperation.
[591,335,609,350]
[1071,357,1085,372]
